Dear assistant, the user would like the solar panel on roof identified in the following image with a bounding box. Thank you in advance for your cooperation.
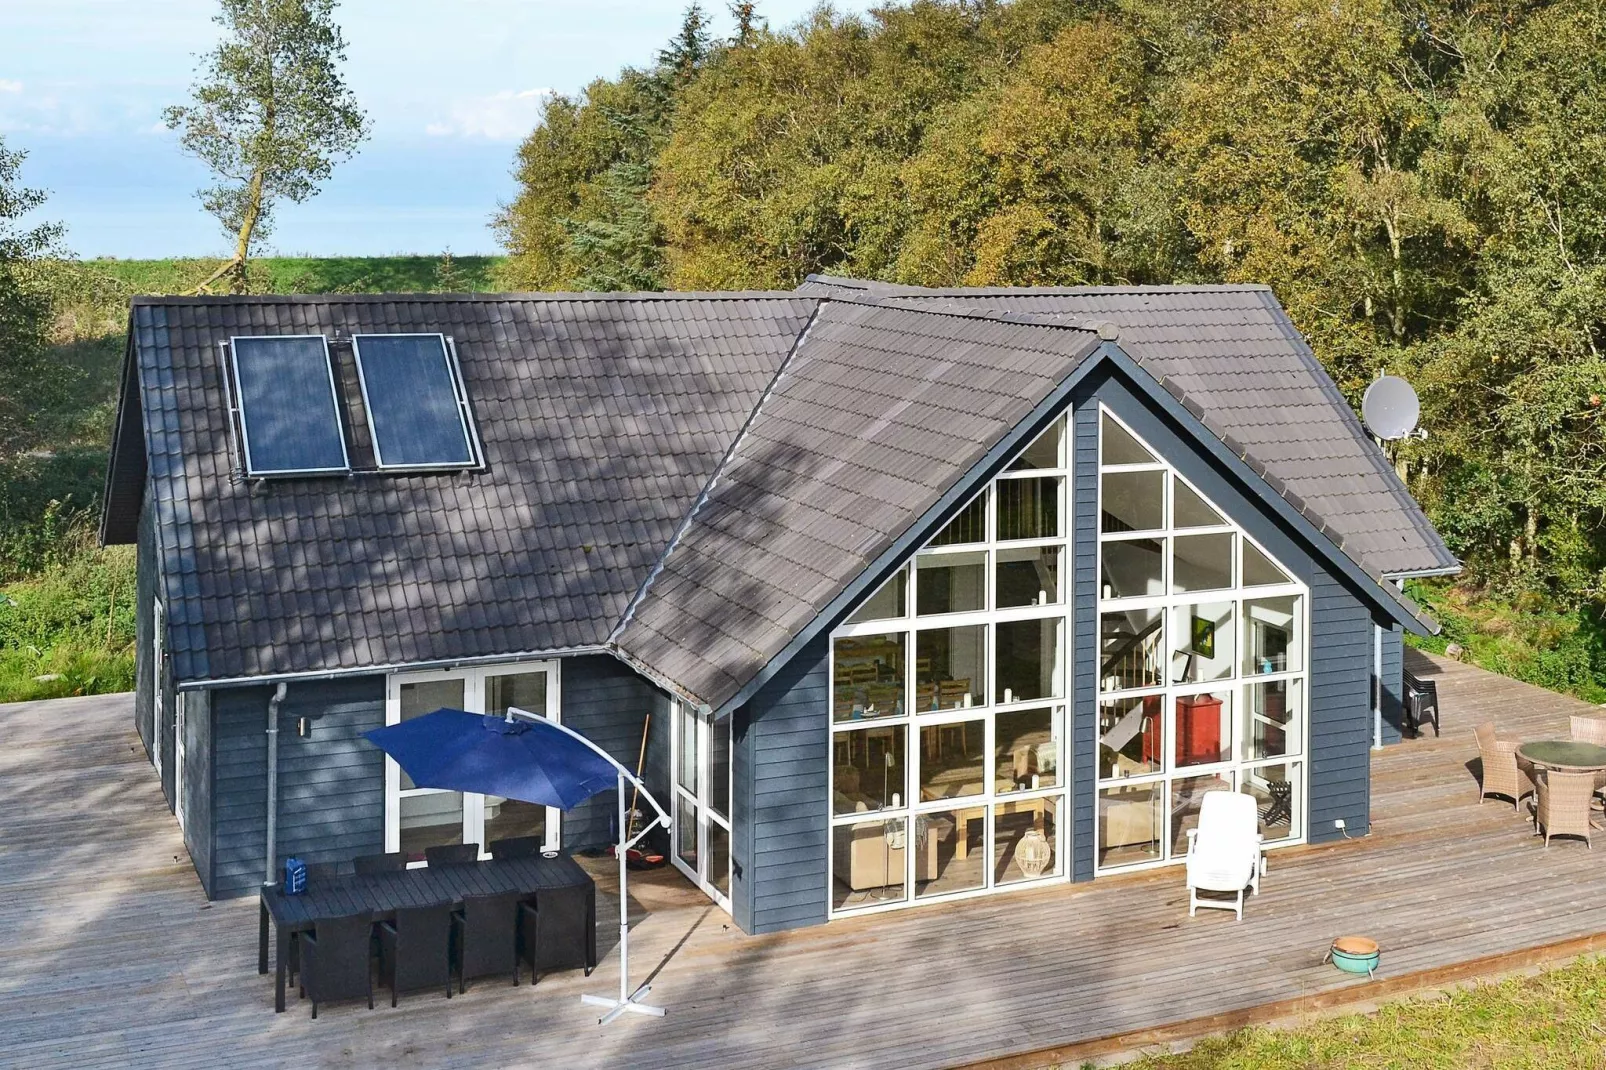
[229,335,350,476]
[351,333,478,470]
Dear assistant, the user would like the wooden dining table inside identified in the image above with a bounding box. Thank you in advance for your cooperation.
[257,853,597,1012]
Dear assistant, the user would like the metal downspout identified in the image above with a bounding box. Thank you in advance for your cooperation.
[264,682,287,885]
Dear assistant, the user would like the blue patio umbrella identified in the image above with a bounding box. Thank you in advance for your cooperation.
[362,706,670,1025]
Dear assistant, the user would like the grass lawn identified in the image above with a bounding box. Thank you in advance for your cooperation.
[71,253,506,298]
[1095,956,1606,1069]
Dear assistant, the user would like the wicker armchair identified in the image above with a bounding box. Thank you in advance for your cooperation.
[1570,716,1606,802]
[1534,769,1596,848]
[1474,722,1534,811]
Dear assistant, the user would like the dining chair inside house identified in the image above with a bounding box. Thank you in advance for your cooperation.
[519,884,593,984]
[353,851,408,875]
[488,835,544,860]
[298,910,376,1019]
[425,842,482,867]
[378,904,455,1006]
[453,891,524,991]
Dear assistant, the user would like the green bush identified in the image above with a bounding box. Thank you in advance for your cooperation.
[0,541,135,702]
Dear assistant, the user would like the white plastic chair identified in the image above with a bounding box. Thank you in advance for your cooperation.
[1185,790,1265,921]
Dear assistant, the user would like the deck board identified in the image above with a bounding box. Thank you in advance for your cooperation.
[4,653,1606,1068]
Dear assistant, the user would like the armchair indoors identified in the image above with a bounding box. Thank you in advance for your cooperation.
[1184,791,1264,921]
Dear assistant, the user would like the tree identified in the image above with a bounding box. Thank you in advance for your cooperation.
[0,137,64,457]
[730,2,764,45]
[164,0,368,293]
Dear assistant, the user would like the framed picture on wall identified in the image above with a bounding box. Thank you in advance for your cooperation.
[1190,614,1216,659]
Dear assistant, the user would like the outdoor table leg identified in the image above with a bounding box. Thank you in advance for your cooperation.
[275,925,290,1013]
[258,900,269,975]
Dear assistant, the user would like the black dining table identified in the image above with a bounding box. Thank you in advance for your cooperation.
[258,853,596,1012]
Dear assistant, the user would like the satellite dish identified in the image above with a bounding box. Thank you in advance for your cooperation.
[1362,375,1420,440]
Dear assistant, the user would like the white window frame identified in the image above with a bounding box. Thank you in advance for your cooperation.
[670,700,733,912]
[384,660,563,865]
[152,596,165,781]
[1094,405,1310,876]
[827,415,1072,919]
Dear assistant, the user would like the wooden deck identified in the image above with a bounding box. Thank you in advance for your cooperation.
[5,651,1606,1069]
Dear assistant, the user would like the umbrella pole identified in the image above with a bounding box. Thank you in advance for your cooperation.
[581,771,665,1024]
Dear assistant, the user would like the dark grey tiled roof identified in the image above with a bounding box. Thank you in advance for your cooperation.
[614,301,1103,707]
[118,293,816,682]
[798,276,1456,578]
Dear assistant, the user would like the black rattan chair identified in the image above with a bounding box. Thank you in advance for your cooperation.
[377,904,453,1006]
[1404,670,1441,737]
[518,884,595,984]
[425,843,481,867]
[488,835,543,860]
[353,851,407,875]
[453,891,523,991]
[298,911,375,1019]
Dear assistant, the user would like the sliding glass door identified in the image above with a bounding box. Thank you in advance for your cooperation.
[672,701,732,910]
[385,662,561,864]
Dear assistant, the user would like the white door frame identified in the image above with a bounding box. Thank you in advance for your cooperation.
[152,596,165,781]
[174,692,187,831]
[670,701,732,911]
[383,661,562,864]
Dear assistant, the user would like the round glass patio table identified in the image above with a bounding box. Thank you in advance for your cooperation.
[1515,740,1606,772]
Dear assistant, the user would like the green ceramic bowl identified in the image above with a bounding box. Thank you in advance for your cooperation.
[1331,946,1380,975]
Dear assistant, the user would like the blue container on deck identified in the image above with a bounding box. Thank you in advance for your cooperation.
[1328,935,1381,978]
[283,857,307,895]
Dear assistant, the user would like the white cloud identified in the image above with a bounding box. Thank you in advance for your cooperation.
[424,88,554,141]
[0,80,22,94]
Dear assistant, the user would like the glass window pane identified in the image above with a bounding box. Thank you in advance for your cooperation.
[1098,694,1163,779]
[1172,477,1225,528]
[1243,678,1301,761]
[833,817,908,910]
[483,797,546,847]
[832,726,907,816]
[832,633,906,721]
[915,806,986,898]
[930,493,986,547]
[1100,607,1163,692]
[399,790,464,862]
[995,706,1061,793]
[1170,602,1235,684]
[996,545,1062,608]
[847,567,907,623]
[708,821,731,896]
[1175,690,1232,768]
[997,477,1061,540]
[1008,418,1063,471]
[1101,412,1156,465]
[993,796,1059,885]
[1243,762,1299,841]
[1244,596,1303,675]
[915,551,985,616]
[399,679,464,790]
[1099,783,1161,867]
[917,719,985,801]
[915,625,986,711]
[676,793,699,870]
[1101,537,1164,599]
[1242,540,1293,587]
[709,716,731,820]
[1173,532,1234,593]
[485,670,547,719]
[995,617,1063,704]
[677,702,699,796]
[1101,470,1164,533]
[1170,773,1235,857]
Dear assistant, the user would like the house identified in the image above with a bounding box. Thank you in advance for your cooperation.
[100,276,1457,934]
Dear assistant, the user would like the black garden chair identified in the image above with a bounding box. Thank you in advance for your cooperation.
[518,884,594,984]
[453,891,523,992]
[488,835,544,860]
[298,910,375,1019]
[424,843,481,867]
[353,851,408,875]
[1404,669,1441,737]
[378,904,454,1007]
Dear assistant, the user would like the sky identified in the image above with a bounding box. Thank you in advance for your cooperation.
[0,1,867,259]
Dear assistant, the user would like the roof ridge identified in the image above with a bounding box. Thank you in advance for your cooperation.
[127,290,816,306]
[830,294,1120,341]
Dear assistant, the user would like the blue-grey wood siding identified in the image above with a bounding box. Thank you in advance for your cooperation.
[1086,369,1377,847]
[134,490,155,762]
[559,655,670,851]
[181,689,212,890]
[731,635,829,935]
[1379,624,1404,744]
[209,677,385,900]
[1070,398,1098,881]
